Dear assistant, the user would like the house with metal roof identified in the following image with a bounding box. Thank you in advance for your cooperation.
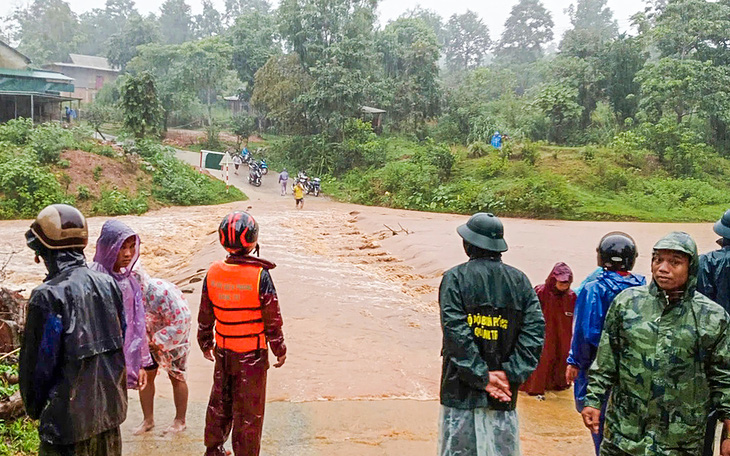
[44,54,119,104]
[0,40,76,123]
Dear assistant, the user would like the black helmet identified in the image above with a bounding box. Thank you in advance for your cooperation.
[713,209,730,239]
[597,231,637,271]
[218,211,258,254]
[457,212,508,252]
[26,204,88,251]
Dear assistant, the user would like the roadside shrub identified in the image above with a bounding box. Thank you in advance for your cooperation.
[580,146,597,161]
[336,119,386,174]
[92,188,148,215]
[0,155,71,219]
[477,174,578,218]
[152,150,244,206]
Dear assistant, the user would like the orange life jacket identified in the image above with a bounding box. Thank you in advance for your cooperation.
[206,261,266,353]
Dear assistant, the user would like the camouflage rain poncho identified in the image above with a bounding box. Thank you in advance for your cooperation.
[585,232,730,455]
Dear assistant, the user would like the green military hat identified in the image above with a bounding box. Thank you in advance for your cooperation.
[457,212,508,253]
[713,209,730,239]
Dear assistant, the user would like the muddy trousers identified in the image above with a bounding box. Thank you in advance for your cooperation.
[205,348,268,456]
[39,427,121,456]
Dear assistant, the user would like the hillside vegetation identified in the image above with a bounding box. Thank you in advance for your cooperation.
[265,120,730,222]
[0,118,244,220]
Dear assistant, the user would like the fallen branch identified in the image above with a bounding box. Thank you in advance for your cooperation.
[0,348,20,362]
[383,224,412,236]
[0,391,25,420]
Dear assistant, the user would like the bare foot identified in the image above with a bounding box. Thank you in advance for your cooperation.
[133,419,155,435]
[164,419,186,434]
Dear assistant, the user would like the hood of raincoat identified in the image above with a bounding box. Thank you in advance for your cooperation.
[652,231,699,295]
[92,220,140,278]
[545,262,573,294]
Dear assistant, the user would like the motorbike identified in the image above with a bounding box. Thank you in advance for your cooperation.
[248,163,262,187]
[259,159,269,175]
[309,177,321,197]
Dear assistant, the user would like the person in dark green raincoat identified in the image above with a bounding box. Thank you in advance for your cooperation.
[698,208,730,313]
[438,213,545,456]
[582,231,730,456]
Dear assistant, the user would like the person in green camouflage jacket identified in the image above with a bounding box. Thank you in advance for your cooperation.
[582,231,730,456]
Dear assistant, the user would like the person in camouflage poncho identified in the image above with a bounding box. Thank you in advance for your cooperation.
[582,231,730,456]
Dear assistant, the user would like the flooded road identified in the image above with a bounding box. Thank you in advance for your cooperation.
[1,156,723,455]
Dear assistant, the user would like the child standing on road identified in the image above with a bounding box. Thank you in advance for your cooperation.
[293,180,305,209]
[198,211,286,456]
[90,220,153,433]
[134,269,192,435]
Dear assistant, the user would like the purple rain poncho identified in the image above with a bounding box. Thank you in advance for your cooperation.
[90,220,152,389]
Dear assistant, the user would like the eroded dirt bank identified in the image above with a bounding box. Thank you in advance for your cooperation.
[1,163,721,455]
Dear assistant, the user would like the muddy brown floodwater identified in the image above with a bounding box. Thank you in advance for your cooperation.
[1,151,723,455]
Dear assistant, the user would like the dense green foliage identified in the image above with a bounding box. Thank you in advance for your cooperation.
[6,0,730,221]
[0,121,244,219]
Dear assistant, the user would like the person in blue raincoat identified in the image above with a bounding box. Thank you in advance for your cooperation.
[566,232,645,455]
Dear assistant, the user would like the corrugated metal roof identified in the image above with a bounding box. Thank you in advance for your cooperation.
[361,105,386,114]
[0,68,74,81]
[66,54,117,71]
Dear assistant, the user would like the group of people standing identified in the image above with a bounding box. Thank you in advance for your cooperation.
[439,210,730,456]
[18,200,730,456]
[19,204,286,456]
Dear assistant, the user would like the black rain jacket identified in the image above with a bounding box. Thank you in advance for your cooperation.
[19,249,127,445]
[439,256,544,410]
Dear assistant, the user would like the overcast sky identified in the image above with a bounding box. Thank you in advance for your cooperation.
[1,0,645,43]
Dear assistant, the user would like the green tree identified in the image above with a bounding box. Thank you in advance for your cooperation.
[120,72,163,138]
[194,0,223,38]
[159,0,194,44]
[251,54,312,133]
[560,0,618,58]
[533,83,583,143]
[379,17,441,131]
[400,6,445,45]
[637,58,730,126]
[224,0,271,24]
[107,13,160,70]
[8,0,81,63]
[496,0,554,64]
[601,34,646,123]
[228,11,280,99]
[652,0,730,64]
[443,10,492,72]
[76,0,138,56]
[277,0,378,68]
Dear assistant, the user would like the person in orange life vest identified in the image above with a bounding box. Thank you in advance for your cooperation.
[520,262,576,399]
[198,211,286,456]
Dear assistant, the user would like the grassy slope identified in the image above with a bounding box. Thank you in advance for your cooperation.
[324,138,730,222]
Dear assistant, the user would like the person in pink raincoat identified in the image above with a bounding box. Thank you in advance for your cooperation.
[90,220,152,434]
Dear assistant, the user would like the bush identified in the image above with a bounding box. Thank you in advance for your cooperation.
[77,185,92,201]
[0,155,71,219]
[92,165,103,182]
[31,123,75,164]
[336,119,386,174]
[0,118,33,145]
[92,188,149,215]
[467,141,490,158]
[477,174,578,218]
[0,417,39,455]
[520,141,539,165]
[580,146,597,161]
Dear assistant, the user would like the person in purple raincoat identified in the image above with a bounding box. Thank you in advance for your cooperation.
[90,220,152,434]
